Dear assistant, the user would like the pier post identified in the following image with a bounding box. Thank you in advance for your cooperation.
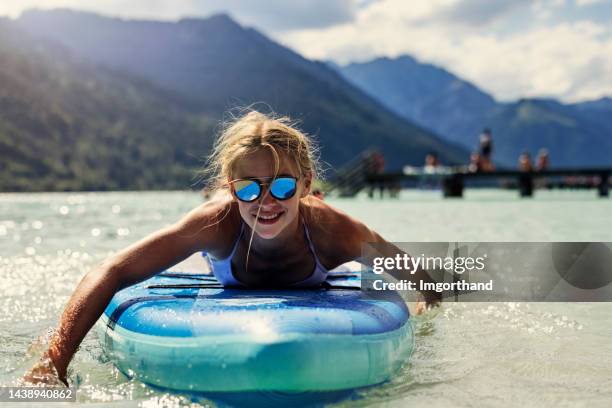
[443,174,464,197]
[518,174,533,197]
[598,172,609,197]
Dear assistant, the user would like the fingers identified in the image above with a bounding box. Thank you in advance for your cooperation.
[19,357,68,387]
[414,295,442,315]
[415,300,426,315]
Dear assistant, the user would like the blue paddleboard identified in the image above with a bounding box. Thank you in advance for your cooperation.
[98,263,414,392]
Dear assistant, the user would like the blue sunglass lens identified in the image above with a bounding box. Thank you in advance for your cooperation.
[234,180,260,202]
[270,178,297,200]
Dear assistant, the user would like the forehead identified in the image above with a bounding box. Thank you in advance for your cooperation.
[232,149,298,179]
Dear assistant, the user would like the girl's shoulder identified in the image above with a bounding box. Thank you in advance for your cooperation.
[301,197,377,265]
[189,191,236,223]
[301,196,353,228]
[182,191,242,256]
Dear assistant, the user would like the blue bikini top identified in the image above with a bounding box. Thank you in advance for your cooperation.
[206,218,329,287]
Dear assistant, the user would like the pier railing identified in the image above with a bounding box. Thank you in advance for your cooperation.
[328,148,382,197]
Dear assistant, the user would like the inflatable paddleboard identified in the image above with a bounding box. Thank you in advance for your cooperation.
[98,263,413,392]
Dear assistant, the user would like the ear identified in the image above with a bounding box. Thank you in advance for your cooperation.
[300,172,313,198]
[227,178,237,202]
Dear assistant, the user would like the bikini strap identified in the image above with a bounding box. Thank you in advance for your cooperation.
[227,222,245,259]
[302,217,324,268]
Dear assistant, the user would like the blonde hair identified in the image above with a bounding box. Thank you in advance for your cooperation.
[204,110,320,192]
[200,110,321,275]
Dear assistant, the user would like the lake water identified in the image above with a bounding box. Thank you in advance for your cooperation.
[1,190,611,407]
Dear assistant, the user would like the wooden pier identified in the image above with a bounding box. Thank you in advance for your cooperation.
[329,149,611,198]
[364,167,611,198]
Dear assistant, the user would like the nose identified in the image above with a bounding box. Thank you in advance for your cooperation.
[259,188,278,206]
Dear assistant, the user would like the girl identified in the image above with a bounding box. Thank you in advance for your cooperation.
[23,110,440,385]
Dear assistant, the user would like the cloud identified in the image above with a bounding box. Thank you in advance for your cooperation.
[2,0,611,102]
[220,0,358,30]
[575,0,607,6]
[0,0,358,30]
[432,0,532,27]
[453,21,612,101]
[278,0,612,102]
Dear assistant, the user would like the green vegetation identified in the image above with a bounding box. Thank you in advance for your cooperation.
[0,20,216,191]
[17,10,469,170]
[2,11,470,192]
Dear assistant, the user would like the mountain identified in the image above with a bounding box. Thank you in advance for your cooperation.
[571,97,612,135]
[482,99,612,166]
[573,97,612,112]
[0,18,216,191]
[17,9,469,169]
[339,56,612,167]
[340,56,496,149]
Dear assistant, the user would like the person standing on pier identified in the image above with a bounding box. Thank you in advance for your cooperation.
[536,149,549,171]
[468,151,482,173]
[478,128,495,172]
[519,152,533,172]
[424,152,440,174]
[535,149,550,189]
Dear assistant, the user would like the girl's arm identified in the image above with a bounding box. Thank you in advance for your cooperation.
[320,206,442,311]
[22,202,232,385]
[355,227,443,311]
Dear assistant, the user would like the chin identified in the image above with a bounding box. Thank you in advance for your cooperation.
[252,217,287,239]
[254,228,282,240]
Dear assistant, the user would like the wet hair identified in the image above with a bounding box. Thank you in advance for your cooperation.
[203,110,320,192]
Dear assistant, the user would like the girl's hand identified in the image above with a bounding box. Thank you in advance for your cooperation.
[415,292,442,315]
[20,355,67,387]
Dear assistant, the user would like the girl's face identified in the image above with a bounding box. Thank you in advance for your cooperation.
[231,149,311,240]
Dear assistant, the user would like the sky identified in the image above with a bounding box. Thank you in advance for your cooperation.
[2,0,612,103]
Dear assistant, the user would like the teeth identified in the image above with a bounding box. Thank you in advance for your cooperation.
[258,213,281,220]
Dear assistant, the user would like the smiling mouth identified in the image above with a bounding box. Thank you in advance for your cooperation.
[254,211,284,224]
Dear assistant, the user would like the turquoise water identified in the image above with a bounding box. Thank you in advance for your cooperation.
[1,190,611,407]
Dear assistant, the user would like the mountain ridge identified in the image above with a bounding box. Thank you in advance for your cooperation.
[17,8,469,170]
[339,55,612,166]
